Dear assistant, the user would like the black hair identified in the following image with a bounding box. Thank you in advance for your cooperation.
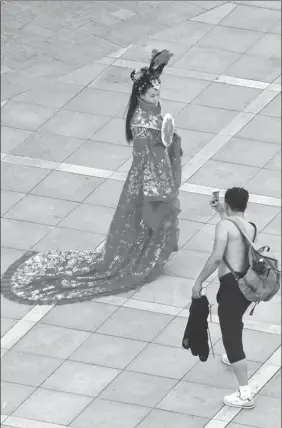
[225,187,249,212]
[125,50,173,143]
[125,81,153,143]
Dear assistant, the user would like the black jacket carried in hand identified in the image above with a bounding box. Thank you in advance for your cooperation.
[182,296,210,362]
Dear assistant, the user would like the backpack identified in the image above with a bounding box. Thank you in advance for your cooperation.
[223,217,280,305]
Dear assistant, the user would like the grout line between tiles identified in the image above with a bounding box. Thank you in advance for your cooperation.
[95,294,282,336]
[180,86,281,184]
[110,56,280,91]
[1,320,36,351]
[2,154,280,207]
[1,305,55,352]
[190,2,238,25]
[180,183,281,207]
[2,415,68,428]
[203,420,227,428]
[1,302,125,424]
[1,414,8,423]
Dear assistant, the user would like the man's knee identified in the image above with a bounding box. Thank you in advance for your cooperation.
[218,310,246,364]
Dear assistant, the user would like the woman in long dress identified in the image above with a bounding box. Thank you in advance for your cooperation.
[2,49,182,305]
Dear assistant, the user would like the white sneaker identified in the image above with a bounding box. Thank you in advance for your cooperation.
[223,390,255,409]
[221,354,231,366]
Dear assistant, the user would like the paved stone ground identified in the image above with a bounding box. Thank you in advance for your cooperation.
[1,1,281,427]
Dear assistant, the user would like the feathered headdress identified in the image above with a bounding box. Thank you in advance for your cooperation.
[130,49,173,94]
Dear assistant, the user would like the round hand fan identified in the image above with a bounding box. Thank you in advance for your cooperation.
[161,113,175,147]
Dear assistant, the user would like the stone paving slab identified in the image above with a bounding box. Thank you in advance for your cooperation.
[136,409,208,428]
[197,25,264,53]
[225,54,281,83]
[11,132,86,163]
[188,160,259,188]
[247,33,281,59]
[1,350,63,387]
[213,138,280,168]
[41,360,120,397]
[1,127,32,154]
[64,140,132,170]
[238,115,281,145]
[232,395,281,427]
[40,110,110,139]
[259,369,281,398]
[70,333,147,370]
[173,46,240,74]
[192,82,262,111]
[12,324,91,359]
[1,382,35,416]
[13,388,93,425]
[1,318,17,337]
[1,101,57,130]
[220,4,280,32]
[32,228,105,253]
[246,169,281,198]
[1,1,281,428]
[158,381,232,418]
[176,104,239,133]
[4,194,79,226]
[70,399,151,428]
[30,171,105,202]
[127,342,198,379]
[261,93,281,117]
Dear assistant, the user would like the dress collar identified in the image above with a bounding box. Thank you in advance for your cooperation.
[137,98,161,115]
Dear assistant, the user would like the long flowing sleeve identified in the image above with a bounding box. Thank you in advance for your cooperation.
[168,132,182,190]
[132,126,177,230]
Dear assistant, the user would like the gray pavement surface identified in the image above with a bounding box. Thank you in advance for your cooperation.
[1,1,281,428]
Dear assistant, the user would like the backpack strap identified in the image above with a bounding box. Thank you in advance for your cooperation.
[225,217,257,246]
[249,222,257,242]
[223,256,240,281]
[223,218,257,280]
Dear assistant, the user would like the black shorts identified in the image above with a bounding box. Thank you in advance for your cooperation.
[217,273,251,364]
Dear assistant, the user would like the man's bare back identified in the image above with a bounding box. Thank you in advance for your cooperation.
[218,218,256,279]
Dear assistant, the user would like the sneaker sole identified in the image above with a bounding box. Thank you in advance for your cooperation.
[223,399,255,409]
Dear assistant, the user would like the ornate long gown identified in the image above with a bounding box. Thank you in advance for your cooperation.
[2,99,182,305]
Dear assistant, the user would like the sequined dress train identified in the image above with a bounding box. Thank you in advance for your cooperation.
[1,100,182,305]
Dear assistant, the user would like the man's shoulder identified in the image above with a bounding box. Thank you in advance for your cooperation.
[214,220,230,240]
[217,218,256,237]
[216,219,232,230]
[216,219,239,235]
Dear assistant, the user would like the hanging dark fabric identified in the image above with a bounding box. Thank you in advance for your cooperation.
[182,295,214,362]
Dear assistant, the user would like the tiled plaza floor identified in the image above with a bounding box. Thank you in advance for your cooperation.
[1,1,281,427]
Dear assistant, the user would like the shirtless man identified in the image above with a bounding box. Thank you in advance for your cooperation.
[192,187,256,409]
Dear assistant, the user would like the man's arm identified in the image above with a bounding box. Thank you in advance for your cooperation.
[211,201,227,220]
[192,221,228,298]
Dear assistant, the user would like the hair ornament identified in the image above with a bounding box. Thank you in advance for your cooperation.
[130,67,148,83]
[130,49,173,94]
[149,49,173,76]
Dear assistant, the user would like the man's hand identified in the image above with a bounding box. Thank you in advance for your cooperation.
[210,201,225,216]
[210,201,224,212]
[192,280,203,299]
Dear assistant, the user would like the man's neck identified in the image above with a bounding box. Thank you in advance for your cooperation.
[228,211,244,218]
